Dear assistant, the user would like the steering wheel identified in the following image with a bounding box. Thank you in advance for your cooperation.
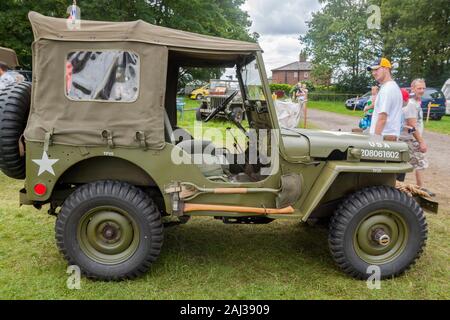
[204,90,239,122]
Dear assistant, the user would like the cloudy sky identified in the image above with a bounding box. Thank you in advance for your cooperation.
[241,0,322,77]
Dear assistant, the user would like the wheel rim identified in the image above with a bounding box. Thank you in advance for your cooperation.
[77,206,139,265]
[353,210,408,264]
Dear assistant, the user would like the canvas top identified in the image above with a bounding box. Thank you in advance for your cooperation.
[28,11,261,53]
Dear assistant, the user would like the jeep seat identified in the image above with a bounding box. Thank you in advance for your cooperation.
[176,139,230,178]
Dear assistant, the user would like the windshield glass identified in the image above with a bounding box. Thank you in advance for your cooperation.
[242,59,266,101]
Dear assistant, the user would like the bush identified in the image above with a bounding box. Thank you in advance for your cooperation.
[269,83,292,97]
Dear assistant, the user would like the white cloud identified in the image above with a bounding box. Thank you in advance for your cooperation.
[242,0,322,76]
[243,0,320,35]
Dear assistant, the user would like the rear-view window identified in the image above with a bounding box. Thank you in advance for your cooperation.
[65,51,140,102]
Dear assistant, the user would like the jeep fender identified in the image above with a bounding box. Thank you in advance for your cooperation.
[299,161,413,222]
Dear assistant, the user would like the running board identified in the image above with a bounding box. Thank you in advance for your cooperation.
[183,203,294,214]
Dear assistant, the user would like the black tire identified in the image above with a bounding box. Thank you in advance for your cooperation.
[329,186,427,280]
[0,82,31,179]
[196,94,203,100]
[55,180,163,281]
[196,108,206,121]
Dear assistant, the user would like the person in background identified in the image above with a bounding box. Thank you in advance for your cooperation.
[363,85,379,113]
[0,61,16,90]
[367,58,403,141]
[399,79,430,190]
[359,85,380,132]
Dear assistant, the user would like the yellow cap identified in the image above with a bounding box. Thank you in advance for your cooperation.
[367,58,392,71]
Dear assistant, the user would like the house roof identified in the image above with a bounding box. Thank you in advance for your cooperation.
[272,61,312,72]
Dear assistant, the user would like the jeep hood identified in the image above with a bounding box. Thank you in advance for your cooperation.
[281,128,407,160]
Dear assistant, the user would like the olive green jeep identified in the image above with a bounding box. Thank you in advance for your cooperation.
[0,12,432,281]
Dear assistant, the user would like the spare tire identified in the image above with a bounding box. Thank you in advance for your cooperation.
[0,82,32,179]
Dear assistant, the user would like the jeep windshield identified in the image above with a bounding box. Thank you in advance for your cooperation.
[241,59,266,101]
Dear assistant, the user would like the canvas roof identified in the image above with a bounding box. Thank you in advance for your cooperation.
[28,11,261,54]
[0,47,19,68]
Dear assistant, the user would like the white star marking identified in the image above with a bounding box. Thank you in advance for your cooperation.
[32,151,59,176]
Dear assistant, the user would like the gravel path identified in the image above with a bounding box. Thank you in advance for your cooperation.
[307,108,450,211]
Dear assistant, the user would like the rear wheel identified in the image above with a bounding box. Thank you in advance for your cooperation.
[0,82,31,179]
[196,94,203,100]
[56,180,163,280]
[329,186,427,280]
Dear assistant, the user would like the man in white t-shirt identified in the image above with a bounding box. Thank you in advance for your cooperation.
[367,58,403,141]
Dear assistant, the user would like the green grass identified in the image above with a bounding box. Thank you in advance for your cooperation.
[0,172,449,299]
[308,100,364,118]
[422,115,450,135]
[0,98,447,299]
[307,100,450,135]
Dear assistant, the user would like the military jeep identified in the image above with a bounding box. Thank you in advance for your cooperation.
[196,79,245,123]
[0,12,430,281]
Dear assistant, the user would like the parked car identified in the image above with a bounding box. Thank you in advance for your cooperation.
[441,79,450,115]
[196,79,244,123]
[404,87,446,120]
[189,84,210,100]
[345,91,370,110]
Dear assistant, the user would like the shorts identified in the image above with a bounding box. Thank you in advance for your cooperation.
[406,140,429,170]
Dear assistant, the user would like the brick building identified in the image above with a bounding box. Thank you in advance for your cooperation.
[271,56,313,85]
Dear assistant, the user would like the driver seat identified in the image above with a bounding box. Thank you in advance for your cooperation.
[164,111,229,178]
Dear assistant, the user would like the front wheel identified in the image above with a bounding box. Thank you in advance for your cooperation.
[55,180,163,280]
[329,186,427,279]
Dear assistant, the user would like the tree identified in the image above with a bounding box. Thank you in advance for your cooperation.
[0,0,254,81]
[301,0,449,91]
[379,0,450,87]
[301,0,382,92]
[311,64,333,87]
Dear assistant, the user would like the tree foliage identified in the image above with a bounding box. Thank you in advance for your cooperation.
[0,0,254,84]
[301,0,449,92]
[379,0,450,87]
[301,0,380,92]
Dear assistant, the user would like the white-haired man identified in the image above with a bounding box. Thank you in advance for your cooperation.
[400,79,429,188]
